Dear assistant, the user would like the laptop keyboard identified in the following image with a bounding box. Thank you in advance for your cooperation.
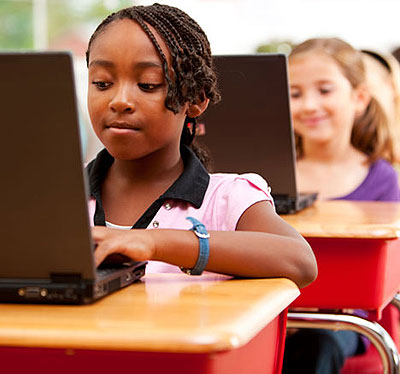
[97,267,120,277]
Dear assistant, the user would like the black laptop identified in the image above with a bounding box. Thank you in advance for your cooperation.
[198,54,317,214]
[0,52,146,304]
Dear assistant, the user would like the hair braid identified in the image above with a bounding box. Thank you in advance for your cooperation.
[134,10,183,113]
[141,10,184,49]
[132,16,180,113]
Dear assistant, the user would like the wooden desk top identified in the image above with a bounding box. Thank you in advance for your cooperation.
[281,200,400,239]
[0,274,299,353]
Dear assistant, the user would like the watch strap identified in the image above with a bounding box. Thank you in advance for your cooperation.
[180,217,210,275]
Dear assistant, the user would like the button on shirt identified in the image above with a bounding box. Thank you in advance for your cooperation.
[86,146,274,273]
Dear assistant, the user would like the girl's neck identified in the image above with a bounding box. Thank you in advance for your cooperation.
[110,147,184,185]
[302,138,359,164]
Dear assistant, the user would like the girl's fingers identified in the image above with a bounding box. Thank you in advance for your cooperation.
[91,226,108,241]
[94,240,112,266]
[91,227,153,266]
[92,228,135,266]
[91,227,118,265]
[94,246,107,266]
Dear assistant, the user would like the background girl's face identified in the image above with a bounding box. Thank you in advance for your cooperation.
[87,19,188,161]
[289,51,363,146]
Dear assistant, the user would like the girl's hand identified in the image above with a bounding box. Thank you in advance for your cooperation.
[91,226,156,266]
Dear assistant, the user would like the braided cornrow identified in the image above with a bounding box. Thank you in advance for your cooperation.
[86,4,220,169]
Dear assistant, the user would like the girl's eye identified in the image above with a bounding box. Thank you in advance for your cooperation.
[92,81,112,90]
[290,90,301,99]
[319,86,333,95]
[138,83,162,92]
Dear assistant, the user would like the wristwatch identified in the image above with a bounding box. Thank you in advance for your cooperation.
[180,217,210,275]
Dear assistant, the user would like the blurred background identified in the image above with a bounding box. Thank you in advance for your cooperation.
[2,0,400,160]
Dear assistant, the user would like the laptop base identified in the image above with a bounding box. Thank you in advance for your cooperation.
[273,193,318,215]
[0,262,146,305]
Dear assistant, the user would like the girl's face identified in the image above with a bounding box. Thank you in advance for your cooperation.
[87,19,188,161]
[289,51,367,147]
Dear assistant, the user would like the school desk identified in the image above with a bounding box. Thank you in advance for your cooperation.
[0,273,299,374]
[282,200,400,374]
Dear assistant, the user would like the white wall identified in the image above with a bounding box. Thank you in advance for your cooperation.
[136,0,400,54]
[82,0,400,160]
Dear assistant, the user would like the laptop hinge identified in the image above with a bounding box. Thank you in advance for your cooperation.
[271,194,290,200]
[50,273,82,283]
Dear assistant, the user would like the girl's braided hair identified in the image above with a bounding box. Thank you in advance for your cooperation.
[86,3,221,168]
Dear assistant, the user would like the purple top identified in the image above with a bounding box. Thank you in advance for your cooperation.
[333,159,400,201]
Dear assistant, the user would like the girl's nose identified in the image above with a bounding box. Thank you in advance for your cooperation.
[109,85,135,113]
[301,93,318,111]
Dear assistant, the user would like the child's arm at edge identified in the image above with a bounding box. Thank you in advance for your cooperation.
[92,201,317,289]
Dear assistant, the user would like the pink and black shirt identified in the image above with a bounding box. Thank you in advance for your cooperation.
[86,146,274,273]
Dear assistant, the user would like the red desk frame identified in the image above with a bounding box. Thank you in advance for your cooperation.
[292,237,400,319]
[0,275,299,374]
[288,237,400,374]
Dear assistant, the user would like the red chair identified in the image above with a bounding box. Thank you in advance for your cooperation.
[341,304,400,374]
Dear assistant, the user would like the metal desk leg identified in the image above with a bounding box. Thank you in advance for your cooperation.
[287,312,400,374]
[391,293,400,311]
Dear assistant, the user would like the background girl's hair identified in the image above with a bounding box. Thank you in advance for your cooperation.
[289,37,399,164]
[362,49,400,162]
[86,3,221,169]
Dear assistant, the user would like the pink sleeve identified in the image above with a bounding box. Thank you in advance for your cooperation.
[88,198,96,227]
[212,173,274,231]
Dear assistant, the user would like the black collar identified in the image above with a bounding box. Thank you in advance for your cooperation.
[85,146,210,228]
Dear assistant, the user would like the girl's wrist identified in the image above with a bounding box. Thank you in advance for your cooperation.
[146,229,199,268]
[145,228,161,261]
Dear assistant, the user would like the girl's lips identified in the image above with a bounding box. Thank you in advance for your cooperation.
[106,122,140,131]
[301,117,326,126]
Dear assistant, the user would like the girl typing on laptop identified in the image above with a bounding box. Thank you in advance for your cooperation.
[84,4,317,287]
[284,37,400,374]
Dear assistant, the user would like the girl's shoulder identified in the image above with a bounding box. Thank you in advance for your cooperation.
[208,172,273,200]
[369,158,399,178]
[363,159,400,200]
[209,172,271,188]
[338,159,400,201]
[195,172,274,231]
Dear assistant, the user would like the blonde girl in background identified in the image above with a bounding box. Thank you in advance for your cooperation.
[289,38,400,202]
[284,37,400,374]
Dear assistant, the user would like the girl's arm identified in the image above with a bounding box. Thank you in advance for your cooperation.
[92,201,317,288]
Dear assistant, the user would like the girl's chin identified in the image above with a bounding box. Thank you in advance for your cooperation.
[299,133,334,144]
[104,145,145,161]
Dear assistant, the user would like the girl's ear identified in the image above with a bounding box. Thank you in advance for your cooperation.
[186,98,210,118]
[354,84,371,117]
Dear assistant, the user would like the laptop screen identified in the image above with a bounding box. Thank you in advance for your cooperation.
[0,52,95,279]
[197,54,298,199]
